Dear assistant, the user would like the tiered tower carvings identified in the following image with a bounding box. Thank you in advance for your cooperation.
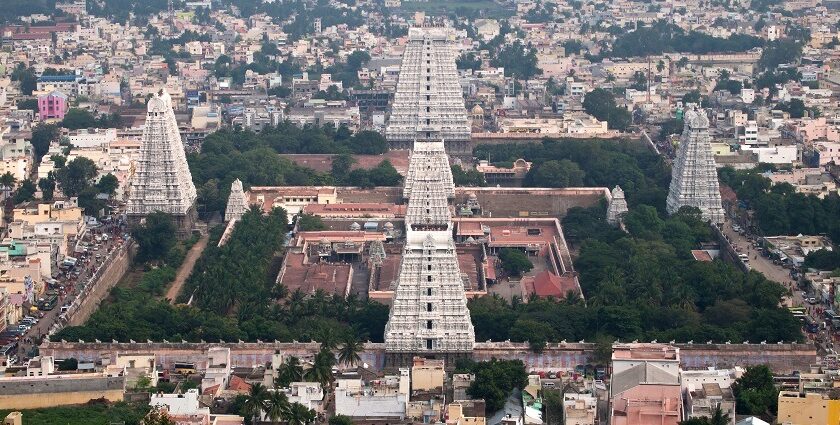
[386,27,471,154]
[666,107,726,224]
[224,179,247,222]
[127,89,197,235]
[384,139,475,362]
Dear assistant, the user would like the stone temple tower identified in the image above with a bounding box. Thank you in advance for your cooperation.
[127,89,197,236]
[386,27,471,154]
[384,140,475,366]
[666,107,725,224]
[225,179,247,222]
[606,185,629,227]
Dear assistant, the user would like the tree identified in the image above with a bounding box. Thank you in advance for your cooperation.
[297,213,326,231]
[498,248,533,277]
[57,357,78,370]
[732,365,778,419]
[242,382,270,424]
[38,174,56,201]
[55,157,98,197]
[329,415,354,425]
[337,334,363,367]
[350,130,387,154]
[31,123,60,160]
[451,165,486,186]
[583,88,631,131]
[61,108,98,130]
[14,179,36,204]
[459,359,528,413]
[265,390,290,424]
[144,406,176,425]
[276,356,305,388]
[305,348,335,388]
[286,402,316,425]
[96,173,119,195]
[526,159,585,188]
[0,172,16,189]
[132,212,178,263]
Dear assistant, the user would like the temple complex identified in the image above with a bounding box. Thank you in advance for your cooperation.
[666,107,726,224]
[126,89,197,236]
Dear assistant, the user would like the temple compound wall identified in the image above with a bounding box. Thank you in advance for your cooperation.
[40,341,815,375]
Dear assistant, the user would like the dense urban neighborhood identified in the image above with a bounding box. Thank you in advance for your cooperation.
[1,0,840,424]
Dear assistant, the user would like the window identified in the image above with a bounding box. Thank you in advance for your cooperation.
[427,288,432,296]
[427,320,433,329]
[427,275,432,282]
[427,303,433,312]
[427,339,433,349]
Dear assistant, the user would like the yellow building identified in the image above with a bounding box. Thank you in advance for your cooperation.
[447,403,486,425]
[12,199,84,237]
[777,391,840,425]
[411,357,445,392]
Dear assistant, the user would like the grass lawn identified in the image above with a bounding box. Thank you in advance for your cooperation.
[0,401,149,425]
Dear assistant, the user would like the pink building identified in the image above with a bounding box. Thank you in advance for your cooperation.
[790,117,840,143]
[610,344,682,425]
[37,90,68,121]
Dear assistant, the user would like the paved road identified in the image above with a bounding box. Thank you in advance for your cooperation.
[166,232,209,303]
[16,222,127,359]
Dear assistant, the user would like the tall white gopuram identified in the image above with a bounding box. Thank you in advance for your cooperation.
[606,185,628,227]
[386,27,471,153]
[384,139,475,362]
[666,107,725,224]
[225,179,247,222]
[127,89,197,235]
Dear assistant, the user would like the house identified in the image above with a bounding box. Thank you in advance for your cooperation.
[609,343,681,425]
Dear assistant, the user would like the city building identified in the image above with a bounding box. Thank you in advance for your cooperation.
[610,343,682,425]
[36,90,68,121]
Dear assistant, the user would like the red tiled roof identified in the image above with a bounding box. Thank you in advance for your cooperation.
[691,250,713,262]
[524,271,578,298]
[228,375,252,393]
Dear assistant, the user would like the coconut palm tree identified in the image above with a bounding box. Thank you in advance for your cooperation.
[0,172,16,190]
[241,382,269,424]
[264,390,290,424]
[275,356,305,388]
[337,334,363,367]
[286,402,316,425]
[305,348,335,388]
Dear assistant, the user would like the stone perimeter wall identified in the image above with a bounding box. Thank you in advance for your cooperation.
[40,341,815,375]
[66,243,133,326]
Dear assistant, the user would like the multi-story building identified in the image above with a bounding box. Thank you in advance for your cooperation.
[610,343,682,425]
[37,90,68,121]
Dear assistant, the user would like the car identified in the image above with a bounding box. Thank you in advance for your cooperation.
[808,297,818,305]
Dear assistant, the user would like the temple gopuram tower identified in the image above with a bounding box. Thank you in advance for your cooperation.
[127,89,197,237]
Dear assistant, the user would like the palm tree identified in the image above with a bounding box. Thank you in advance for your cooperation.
[276,356,305,388]
[305,348,335,388]
[264,390,290,424]
[337,334,363,367]
[286,402,316,425]
[0,172,16,190]
[242,382,269,424]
